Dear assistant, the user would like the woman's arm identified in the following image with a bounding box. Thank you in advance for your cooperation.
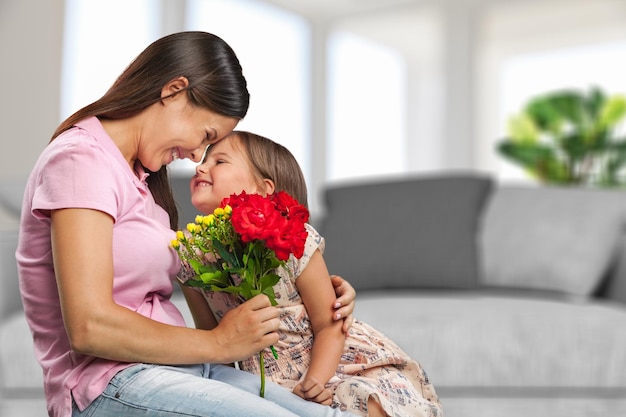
[292,250,346,404]
[330,275,356,333]
[51,207,278,365]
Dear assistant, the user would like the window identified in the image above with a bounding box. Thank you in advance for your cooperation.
[185,0,310,178]
[498,41,626,180]
[327,30,407,182]
[62,0,310,179]
[61,0,159,120]
[476,0,626,181]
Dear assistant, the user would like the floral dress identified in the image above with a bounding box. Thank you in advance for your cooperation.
[178,224,443,417]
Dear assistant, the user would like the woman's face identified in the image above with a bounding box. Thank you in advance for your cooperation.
[190,136,265,214]
[139,92,239,172]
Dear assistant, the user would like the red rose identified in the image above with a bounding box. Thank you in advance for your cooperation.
[287,205,309,224]
[266,220,308,260]
[272,191,310,224]
[272,191,298,212]
[230,193,285,243]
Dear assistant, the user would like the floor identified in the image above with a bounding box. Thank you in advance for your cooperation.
[4,396,626,417]
[440,396,626,417]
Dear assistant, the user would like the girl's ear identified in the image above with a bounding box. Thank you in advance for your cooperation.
[161,76,190,99]
[262,178,275,196]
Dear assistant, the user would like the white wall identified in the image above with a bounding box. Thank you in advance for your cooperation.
[0,0,64,180]
[0,0,64,228]
[3,0,626,198]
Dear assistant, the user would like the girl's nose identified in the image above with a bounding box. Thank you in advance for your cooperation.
[195,162,208,174]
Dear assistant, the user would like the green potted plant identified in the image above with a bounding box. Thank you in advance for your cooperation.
[497,87,626,186]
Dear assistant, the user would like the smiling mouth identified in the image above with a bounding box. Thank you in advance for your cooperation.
[196,180,212,188]
[172,149,180,161]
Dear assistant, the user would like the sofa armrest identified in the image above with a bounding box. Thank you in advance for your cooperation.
[0,230,21,319]
[598,236,626,305]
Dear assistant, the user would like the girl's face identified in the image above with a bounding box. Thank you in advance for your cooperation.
[139,89,239,172]
[190,136,269,214]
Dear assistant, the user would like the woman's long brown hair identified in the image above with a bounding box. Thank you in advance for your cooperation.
[52,31,249,229]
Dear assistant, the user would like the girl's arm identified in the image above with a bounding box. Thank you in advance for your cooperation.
[292,249,346,404]
[180,285,219,330]
[51,207,279,365]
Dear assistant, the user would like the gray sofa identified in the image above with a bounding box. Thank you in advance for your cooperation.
[316,174,626,417]
[2,173,626,417]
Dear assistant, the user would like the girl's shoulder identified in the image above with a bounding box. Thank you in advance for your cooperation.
[287,224,325,279]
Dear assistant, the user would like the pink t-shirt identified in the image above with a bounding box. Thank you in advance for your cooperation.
[16,117,186,417]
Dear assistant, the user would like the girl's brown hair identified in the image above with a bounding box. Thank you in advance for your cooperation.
[52,31,249,229]
[229,131,309,208]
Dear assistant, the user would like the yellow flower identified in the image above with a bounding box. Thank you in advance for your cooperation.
[186,223,198,233]
[176,230,185,240]
[171,239,180,249]
[195,214,204,224]
[224,205,232,215]
[214,207,225,217]
[202,214,214,226]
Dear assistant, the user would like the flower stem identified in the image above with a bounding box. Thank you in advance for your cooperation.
[270,345,278,359]
[259,351,265,397]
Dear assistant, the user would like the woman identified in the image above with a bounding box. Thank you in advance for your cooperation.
[16,31,357,417]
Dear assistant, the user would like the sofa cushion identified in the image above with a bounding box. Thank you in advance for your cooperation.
[354,290,626,389]
[318,174,493,290]
[479,185,626,297]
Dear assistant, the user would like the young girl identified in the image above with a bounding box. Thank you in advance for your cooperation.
[178,131,443,417]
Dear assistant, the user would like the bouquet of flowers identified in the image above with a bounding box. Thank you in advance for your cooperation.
[171,190,309,396]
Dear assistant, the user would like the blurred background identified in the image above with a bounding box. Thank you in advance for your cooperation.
[2,2,626,415]
[2,0,626,223]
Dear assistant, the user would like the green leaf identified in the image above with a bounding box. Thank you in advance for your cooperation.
[188,259,203,275]
[497,141,569,182]
[259,273,281,290]
[265,256,283,271]
[560,132,591,161]
[586,87,607,120]
[507,113,538,143]
[212,238,239,267]
[599,95,626,130]
[199,270,227,285]
[210,284,245,295]
[524,94,565,133]
[262,286,278,306]
[238,281,254,300]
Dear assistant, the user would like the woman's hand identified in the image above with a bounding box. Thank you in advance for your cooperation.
[292,377,333,406]
[330,275,356,333]
[214,294,280,362]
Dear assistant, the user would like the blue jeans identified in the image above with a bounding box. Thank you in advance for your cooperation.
[72,363,359,417]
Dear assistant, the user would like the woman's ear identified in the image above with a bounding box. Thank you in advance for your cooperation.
[161,77,190,100]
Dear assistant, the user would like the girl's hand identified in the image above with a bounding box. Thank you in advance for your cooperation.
[330,275,356,333]
[292,377,333,405]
